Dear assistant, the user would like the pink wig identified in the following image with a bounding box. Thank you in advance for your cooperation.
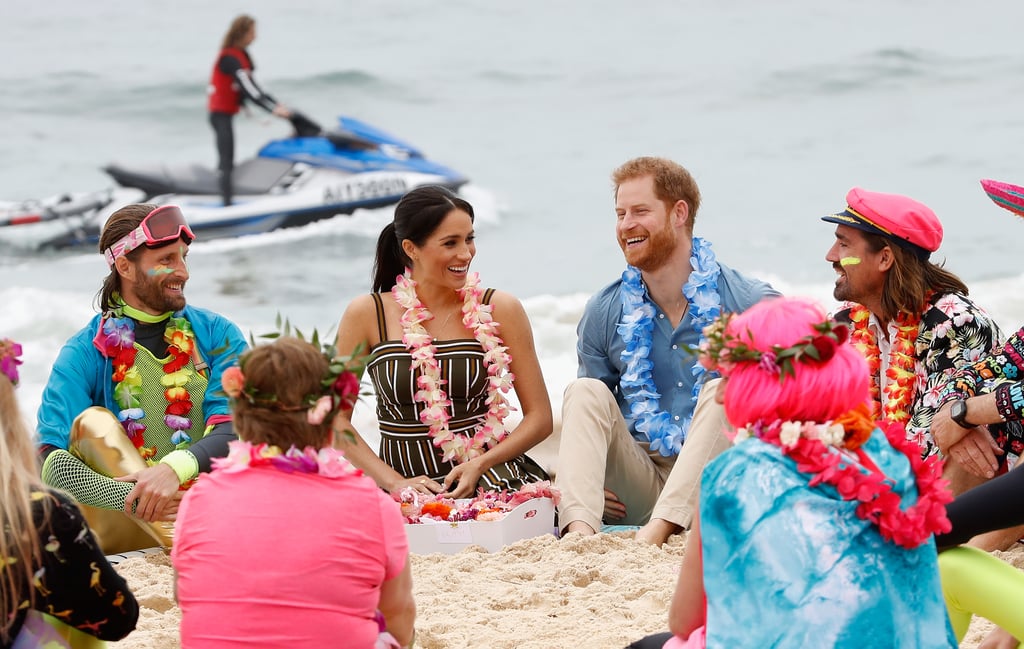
[721,297,870,427]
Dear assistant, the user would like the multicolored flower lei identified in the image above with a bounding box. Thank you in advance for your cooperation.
[618,236,721,456]
[395,480,559,524]
[0,338,23,386]
[212,439,363,479]
[392,269,514,465]
[847,298,929,424]
[95,312,197,460]
[734,405,952,549]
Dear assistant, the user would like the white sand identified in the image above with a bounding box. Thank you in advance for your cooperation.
[109,532,1020,648]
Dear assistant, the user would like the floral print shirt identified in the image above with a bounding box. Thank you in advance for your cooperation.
[836,292,1004,457]
[6,489,138,645]
[934,323,1024,466]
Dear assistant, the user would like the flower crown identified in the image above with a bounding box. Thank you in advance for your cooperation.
[0,339,22,386]
[697,312,850,381]
[222,317,366,426]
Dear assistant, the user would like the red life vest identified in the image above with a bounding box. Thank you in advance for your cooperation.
[207,47,252,115]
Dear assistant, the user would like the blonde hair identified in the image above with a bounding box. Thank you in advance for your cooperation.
[0,378,47,642]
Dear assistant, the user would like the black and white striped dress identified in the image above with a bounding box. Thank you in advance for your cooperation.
[368,293,548,492]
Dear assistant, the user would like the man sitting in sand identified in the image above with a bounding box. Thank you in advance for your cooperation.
[36,204,248,554]
[555,156,778,546]
[821,187,1023,550]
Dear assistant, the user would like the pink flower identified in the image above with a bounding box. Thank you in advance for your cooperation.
[306,395,333,425]
[0,338,23,386]
[758,351,781,374]
[221,366,245,398]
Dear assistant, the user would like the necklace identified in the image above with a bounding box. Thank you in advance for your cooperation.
[618,236,721,456]
[94,304,198,460]
[391,269,514,464]
[434,307,457,333]
[213,440,362,479]
[847,296,929,424]
[735,407,952,549]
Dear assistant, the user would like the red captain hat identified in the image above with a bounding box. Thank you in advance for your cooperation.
[822,187,942,261]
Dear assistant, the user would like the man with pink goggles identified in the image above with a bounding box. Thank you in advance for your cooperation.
[36,203,247,555]
[103,204,196,268]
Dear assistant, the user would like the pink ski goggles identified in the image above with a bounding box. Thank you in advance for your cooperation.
[104,205,195,268]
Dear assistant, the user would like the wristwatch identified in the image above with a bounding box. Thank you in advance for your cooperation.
[950,399,973,429]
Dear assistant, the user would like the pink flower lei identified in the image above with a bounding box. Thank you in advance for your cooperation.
[212,439,364,480]
[738,416,952,549]
[391,268,515,464]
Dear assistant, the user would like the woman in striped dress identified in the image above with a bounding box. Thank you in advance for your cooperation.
[333,186,552,498]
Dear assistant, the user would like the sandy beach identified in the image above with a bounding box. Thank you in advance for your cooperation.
[108,531,1021,649]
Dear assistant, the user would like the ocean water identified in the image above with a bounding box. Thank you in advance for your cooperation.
[3,0,1024,425]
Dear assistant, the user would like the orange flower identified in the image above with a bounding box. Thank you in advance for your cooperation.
[167,329,194,355]
[834,403,875,450]
[165,387,189,402]
[421,502,453,519]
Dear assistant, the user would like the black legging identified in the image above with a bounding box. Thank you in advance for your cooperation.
[935,465,1024,550]
[209,111,234,205]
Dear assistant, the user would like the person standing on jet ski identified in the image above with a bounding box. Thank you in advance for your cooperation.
[208,14,292,206]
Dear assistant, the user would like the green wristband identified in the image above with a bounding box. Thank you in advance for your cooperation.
[160,450,199,484]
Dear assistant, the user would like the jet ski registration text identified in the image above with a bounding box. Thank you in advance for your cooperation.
[323,176,409,204]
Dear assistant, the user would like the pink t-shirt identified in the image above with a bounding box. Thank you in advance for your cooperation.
[172,465,408,648]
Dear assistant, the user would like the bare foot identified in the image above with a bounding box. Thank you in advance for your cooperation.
[563,521,597,536]
[635,518,682,546]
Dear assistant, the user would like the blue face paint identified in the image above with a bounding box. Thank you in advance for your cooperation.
[147,265,174,276]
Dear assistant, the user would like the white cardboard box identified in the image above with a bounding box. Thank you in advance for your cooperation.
[404,497,556,555]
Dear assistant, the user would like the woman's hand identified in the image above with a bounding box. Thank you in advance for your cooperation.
[389,475,443,496]
[443,460,486,499]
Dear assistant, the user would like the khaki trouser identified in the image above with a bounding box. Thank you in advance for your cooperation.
[554,377,731,532]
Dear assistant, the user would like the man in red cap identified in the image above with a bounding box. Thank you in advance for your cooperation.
[822,188,1022,507]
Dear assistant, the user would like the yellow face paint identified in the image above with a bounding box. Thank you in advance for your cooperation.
[839,257,861,267]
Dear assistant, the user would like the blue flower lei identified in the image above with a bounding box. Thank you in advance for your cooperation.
[618,236,722,456]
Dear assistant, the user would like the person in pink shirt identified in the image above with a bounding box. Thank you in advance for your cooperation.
[172,336,415,648]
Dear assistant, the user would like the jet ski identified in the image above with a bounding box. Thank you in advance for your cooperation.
[0,188,146,250]
[1,113,468,250]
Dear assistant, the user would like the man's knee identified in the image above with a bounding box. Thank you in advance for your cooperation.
[562,377,615,408]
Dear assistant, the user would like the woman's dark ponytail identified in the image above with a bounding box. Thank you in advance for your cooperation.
[372,222,407,293]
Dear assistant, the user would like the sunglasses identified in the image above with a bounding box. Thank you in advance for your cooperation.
[104,206,196,268]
